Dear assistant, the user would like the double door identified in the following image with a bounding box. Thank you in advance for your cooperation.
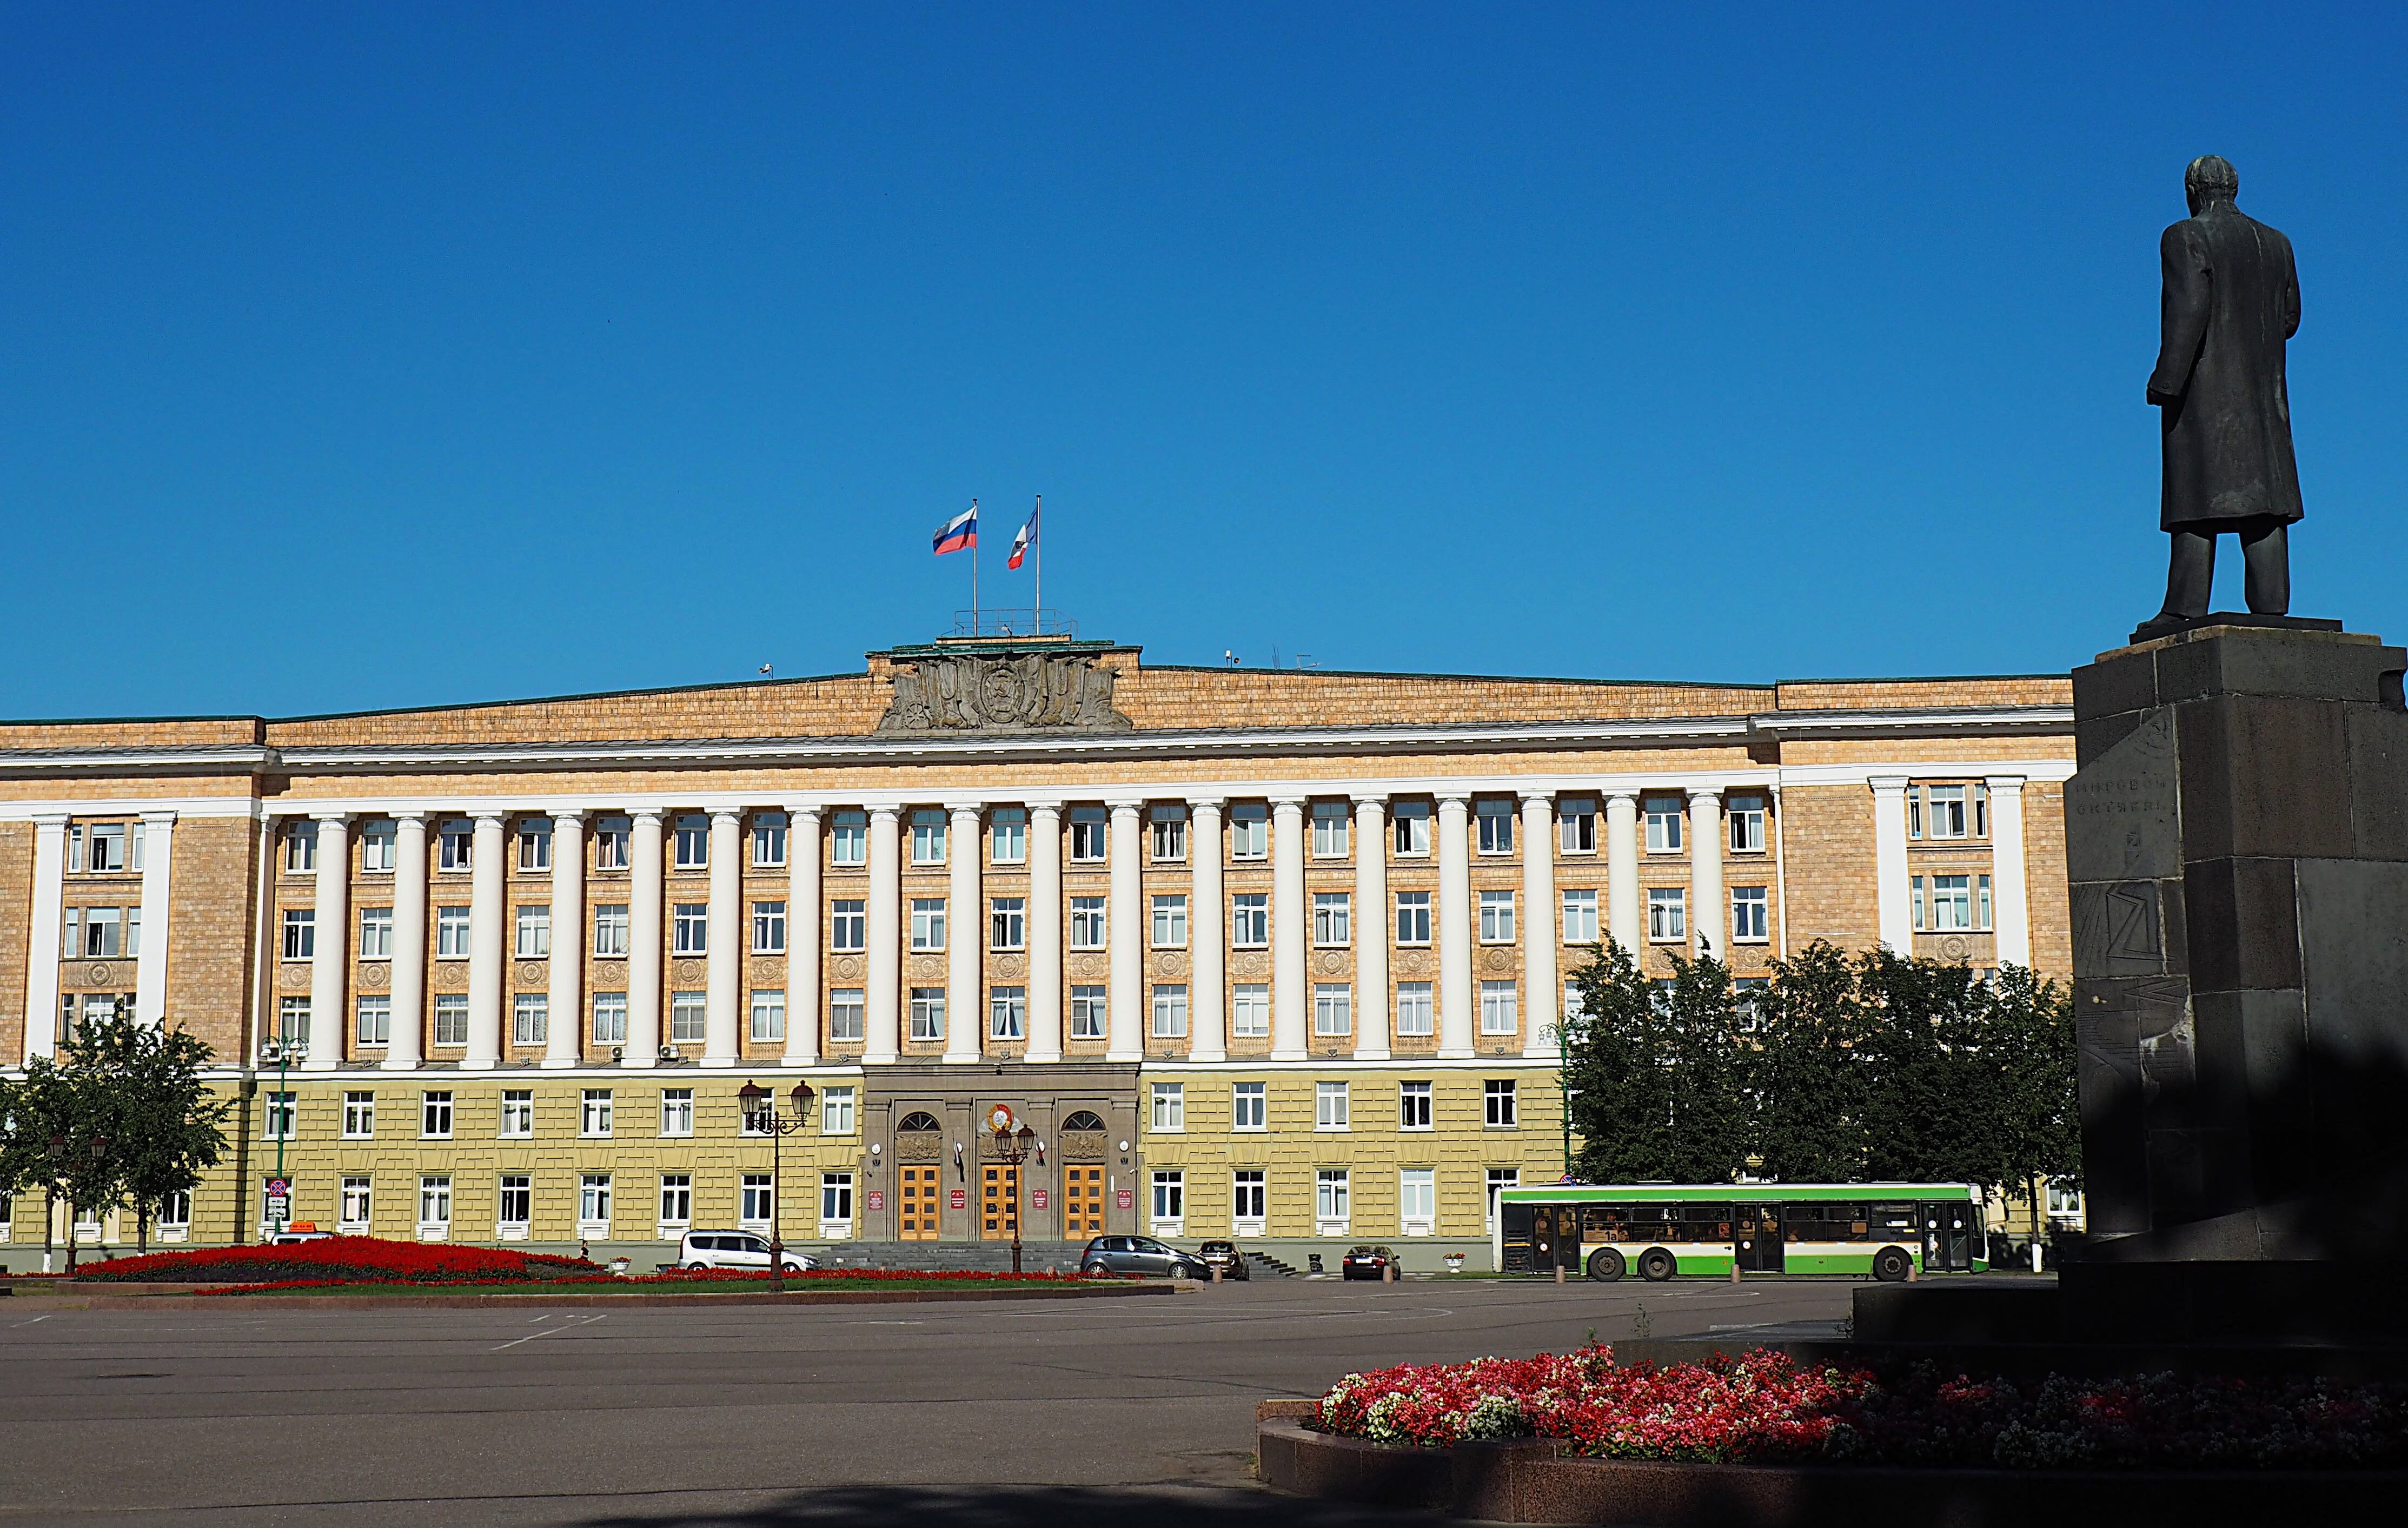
[1062,1165,1106,1237]
[1923,1203,1974,1271]
[1734,1205,1784,1273]
[981,1163,1020,1239]
[898,1165,941,1240]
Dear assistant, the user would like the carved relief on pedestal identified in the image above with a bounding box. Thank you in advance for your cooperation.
[875,651,1133,734]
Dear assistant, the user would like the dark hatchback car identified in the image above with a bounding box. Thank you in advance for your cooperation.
[1079,1235,1208,1279]
[1341,1245,1399,1280]
[1196,1240,1250,1280]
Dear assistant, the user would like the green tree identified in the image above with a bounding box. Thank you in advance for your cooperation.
[1563,939,1754,1184]
[60,1012,231,1253]
[1752,940,1874,1181]
[1,1056,112,1272]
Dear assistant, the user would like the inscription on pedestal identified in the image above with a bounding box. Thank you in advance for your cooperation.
[2066,709,2180,882]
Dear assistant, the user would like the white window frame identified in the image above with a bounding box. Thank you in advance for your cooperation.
[515,905,550,959]
[820,1172,855,1236]
[669,991,706,1045]
[358,905,394,960]
[751,813,788,868]
[908,898,946,952]
[355,994,390,1047]
[499,1089,534,1138]
[359,821,396,873]
[1731,885,1770,943]
[579,1173,613,1233]
[1475,799,1515,855]
[1398,1079,1433,1130]
[1067,807,1107,863]
[821,1085,857,1134]
[1478,889,1515,945]
[829,810,868,865]
[1228,803,1268,860]
[660,1088,695,1137]
[1068,985,1109,1041]
[1310,802,1350,859]
[1647,886,1687,942]
[1479,979,1518,1036]
[592,992,628,1046]
[752,900,787,954]
[1558,801,1597,855]
[830,899,867,952]
[593,903,631,957]
[1067,897,1106,951]
[1484,1078,1518,1127]
[1311,983,1352,1038]
[1561,888,1599,945]
[496,1175,533,1236]
[908,988,945,1043]
[659,1173,694,1231]
[990,896,1025,951]
[1150,894,1188,948]
[580,1088,614,1138]
[1315,1080,1349,1131]
[989,986,1026,1041]
[432,994,468,1047]
[435,905,472,959]
[1232,1168,1268,1233]
[340,1175,372,1231]
[672,902,708,955]
[910,808,948,866]
[1150,1081,1185,1132]
[1150,1170,1184,1234]
[516,823,552,872]
[1231,1080,1267,1131]
[342,1091,375,1139]
[512,992,547,1047]
[1394,892,1431,947]
[1728,795,1768,853]
[1399,1168,1436,1235]
[420,1091,453,1140]
[1150,806,1186,862]
[1315,1168,1351,1233]
[1230,983,1269,1039]
[1394,982,1435,1037]
[1312,892,1351,947]
[1643,798,1684,853]
[1392,801,1430,856]
[740,1174,773,1229]
[989,808,1026,865]
[828,989,866,1044]
[1230,893,1269,948]
[673,815,709,869]
[1150,984,1189,1040]
[750,989,787,1044]
[419,1174,453,1236]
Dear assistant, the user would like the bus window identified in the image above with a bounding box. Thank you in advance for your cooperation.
[1581,1204,1633,1241]
[1679,1204,1735,1242]
[1872,1203,1918,1240]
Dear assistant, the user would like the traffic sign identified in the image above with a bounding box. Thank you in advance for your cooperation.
[266,1177,290,1197]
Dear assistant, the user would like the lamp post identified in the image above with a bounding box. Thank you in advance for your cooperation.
[48,1131,109,1274]
[986,1121,1039,1274]
[260,1037,293,1236]
[1559,1081,1580,1184]
[737,1079,815,1294]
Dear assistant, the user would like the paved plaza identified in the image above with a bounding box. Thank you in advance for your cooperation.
[0,1276,1853,1524]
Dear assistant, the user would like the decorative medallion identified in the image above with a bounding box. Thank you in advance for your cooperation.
[1070,954,1108,979]
[673,959,706,985]
[832,956,864,980]
[592,961,628,985]
[875,650,1133,734]
[1231,951,1270,978]
[992,954,1026,979]
[432,961,469,991]
[1316,951,1346,975]
[280,964,310,991]
[85,962,118,987]
[1940,935,1971,960]
[1151,951,1188,978]
[1396,950,1431,975]
[751,957,786,984]
[516,960,546,985]
[908,955,945,981]
[357,963,390,989]
[1482,948,1515,974]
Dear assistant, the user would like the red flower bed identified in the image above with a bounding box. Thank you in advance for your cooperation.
[71,1237,594,1285]
[1315,1347,2408,1470]
[190,1266,1101,1296]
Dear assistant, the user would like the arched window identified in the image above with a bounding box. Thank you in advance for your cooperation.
[898,1111,942,1133]
[1060,1110,1105,1132]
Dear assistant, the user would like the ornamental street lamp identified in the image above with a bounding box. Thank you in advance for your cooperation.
[737,1079,815,1294]
[986,1117,1039,1274]
[260,1037,294,1237]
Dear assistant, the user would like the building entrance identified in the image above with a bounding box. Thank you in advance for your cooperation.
[1061,1165,1105,1237]
[980,1162,1020,1239]
[896,1112,943,1240]
[898,1166,941,1240]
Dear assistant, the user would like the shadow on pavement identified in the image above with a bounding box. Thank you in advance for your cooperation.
[573,1483,1449,1527]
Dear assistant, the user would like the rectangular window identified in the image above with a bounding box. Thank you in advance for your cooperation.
[1151,894,1188,948]
[1648,887,1687,941]
[579,1174,613,1228]
[1643,797,1684,853]
[1395,982,1435,1037]
[1312,983,1352,1038]
[821,1172,855,1226]
[496,1176,532,1228]
[276,995,311,1054]
[821,1085,856,1133]
[1311,801,1350,858]
[1230,984,1270,1039]
[659,1174,693,1226]
[1151,984,1188,1039]
[1926,785,1970,839]
[1229,803,1268,860]
[262,1090,296,1140]
[1151,1081,1185,1132]
[751,813,787,868]
[751,901,787,954]
[1069,985,1108,1041]
[740,1175,773,1225]
[1476,799,1515,854]
[360,820,396,873]
[1732,886,1770,942]
[1734,976,1769,1031]
[592,992,628,1045]
[1478,889,1516,944]
[1068,806,1106,862]
[673,814,709,869]
[581,1089,614,1137]
[1067,896,1105,950]
[1979,873,1994,931]
[1151,1170,1184,1226]
[517,823,552,872]
[910,808,948,865]
[592,903,630,957]
[1232,1080,1266,1131]
[1394,892,1431,946]
[1484,1079,1518,1127]
[1316,1080,1350,1129]
[990,986,1026,1040]
[421,1091,454,1139]
[420,1175,453,1228]
[593,819,631,871]
[1399,1168,1436,1231]
[356,906,393,960]
[341,1176,372,1228]
[989,808,1026,865]
[512,993,548,1046]
[1151,805,1186,862]
[1930,874,1974,931]
[1911,874,1926,931]
[81,822,125,873]
[660,1088,694,1137]
[1392,801,1430,856]
[500,1089,533,1138]
[1558,800,1597,854]
[342,1091,375,1138]
[830,899,866,952]
[1561,888,1598,945]
[436,905,472,959]
[281,908,314,961]
[1399,1079,1433,1130]
[908,988,945,1043]
[669,992,706,1044]
[1487,1167,1519,1232]
[750,989,786,1043]
[990,896,1025,950]
[1316,1168,1351,1226]
[433,994,468,1047]
[672,903,708,955]
[1728,795,1767,853]
[78,906,125,959]
[1479,980,1518,1035]
[355,994,390,1046]
[515,905,550,959]
[829,810,867,865]
[1304,892,1349,947]
[437,822,473,872]
[910,898,947,952]
[1230,893,1269,948]
[284,826,317,873]
[1233,1169,1268,1225]
[828,989,866,1043]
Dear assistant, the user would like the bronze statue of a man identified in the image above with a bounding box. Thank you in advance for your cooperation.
[2135,155,2303,640]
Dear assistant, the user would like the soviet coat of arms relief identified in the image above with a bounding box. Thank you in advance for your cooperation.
[874,652,1135,734]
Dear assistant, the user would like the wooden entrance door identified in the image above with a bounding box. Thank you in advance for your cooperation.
[1062,1165,1106,1237]
[980,1163,1020,1239]
[898,1165,941,1240]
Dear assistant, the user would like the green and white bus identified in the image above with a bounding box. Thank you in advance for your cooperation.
[1496,1183,1985,1282]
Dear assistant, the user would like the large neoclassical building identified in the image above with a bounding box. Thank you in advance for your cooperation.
[0,633,2073,1265]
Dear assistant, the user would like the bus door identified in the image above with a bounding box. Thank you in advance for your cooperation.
[1734,1204,1784,1273]
[1922,1202,1973,1271]
[1501,1203,1535,1273]
[1533,1205,1582,1272]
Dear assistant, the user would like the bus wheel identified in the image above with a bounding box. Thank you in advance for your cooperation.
[1872,1246,1914,1283]
[1637,1247,1677,1283]
[1586,1247,1626,1283]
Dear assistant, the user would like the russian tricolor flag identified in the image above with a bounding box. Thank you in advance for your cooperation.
[932,501,977,555]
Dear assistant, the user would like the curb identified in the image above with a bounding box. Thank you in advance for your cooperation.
[14,1283,1183,1312]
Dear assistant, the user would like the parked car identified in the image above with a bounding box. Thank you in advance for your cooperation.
[1195,1240,1250,1280]
[1079,1235,1208,1279]
[678,1230,816,1273]
[266,1230,332,1245]
[1340,1245,1399,1280]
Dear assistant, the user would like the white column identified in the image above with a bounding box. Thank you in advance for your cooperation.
[304,813,351,1070]
[134,811,177,1026]
[1350,795,1390,1061]
[1688,789,1724,960]
[1270,797,1308,1060]
[1520,792,1558,1059]
[625,810,665,1067]
[23,814,68,1062]
[1026,803,1064,1061]
[945,803,984,1062]
[1870,777,1913,952]
[702,809,744,1066]
[386,813,427,1071]
[1188,798,1226,1063]
[1987,776,2032,967]
[464,813,507,1070]
[1436,793,1474,1059]
[1606,791,1641,955]
[784,806,822,1065]
[545,812,585,1068]
[1106,800,1145,1061]
[864,806,902,1065]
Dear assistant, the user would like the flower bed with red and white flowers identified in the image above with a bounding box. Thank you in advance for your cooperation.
[70,1237,594,1285]
[1313,1346,2408,1470]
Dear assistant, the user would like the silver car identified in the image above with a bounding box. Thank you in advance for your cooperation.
[1079,1235,1206,1279]
[676,1230,815,1273]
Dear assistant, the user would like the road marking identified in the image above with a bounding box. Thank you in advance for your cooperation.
[490,1313,606,1350]
[11,1315,54,1326]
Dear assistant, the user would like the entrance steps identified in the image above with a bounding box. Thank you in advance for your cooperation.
[807,1240,1093,1275]
[1243,1251,1299,1278]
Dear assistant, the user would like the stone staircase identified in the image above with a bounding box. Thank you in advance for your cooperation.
[1243,1251,1299,1278]
[803,1241,1093,1276]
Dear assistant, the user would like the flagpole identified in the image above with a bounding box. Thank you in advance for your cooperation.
[970,498,979,633]
[1032,495,1042,633]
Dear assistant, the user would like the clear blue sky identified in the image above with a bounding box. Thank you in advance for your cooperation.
[5,5,2403,719]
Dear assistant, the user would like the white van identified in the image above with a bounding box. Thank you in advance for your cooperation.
[676,1230,815,1273]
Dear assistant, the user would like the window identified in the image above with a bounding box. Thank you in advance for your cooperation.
[419,1175,453,1229]
[1732,886,1770,943]
[78,822,127,873]
[1728,795,1767,853]
[2046,1182,2084,1217]
[1561,888,1598,945]
[830,899,866,952]
[910,808,948,865]
[262,1090,296,1140]
[1392,801,1430,856]
[751,813,787,867]
[991,897,1025,951]
[436,906,471,959]
[281,908,315,961]
[1229,803,1268,860]
[1068,897,1105,950]
[517,823,552,872]
[1926,874,1975,931]
[1643,797,1684,853]
[355,995,390,1046]
[909,988,945,1042]
[1069,985,1108,1041]
[829,989,866,1043]
[593,903,630,956]
[1476,799,1515,854]
[752,901,787,954]
[660,1174,693,1226]
[821,1085,856,1134]
[1924,785,1971,840]
[500,1089,534,1138]
[1487,1168,1519,1231]
[72,905,128,959]
[1312,984,1352,1038]
[579,1174,613,1228]
[669,992,706,1044]
[1395,982,1435,1037]
[515,905,550,958]
[1734,976,1769,1031]
[1979,873,1993,931]
[674,814,709,868]
[990,808,1026,864]
[1648,887,1687,942]
[1151,1171,1184,1226]
[910,898,947,952]
[437,822,473,872]
[750,989,786,1044]
[421,1091,454,1139]
[1311,892,1351,947]
[593,819,631,871]
[740,1175,773,1225]
[592,992,628,1045]
[1394,892,1431,946]
[512,993,548,1046]
[1559,800,1597,854]
[1230,893,1269,948]
[283,825,317,873]
[990,987,1026,1040]
[1230,984,1270,1040]
[1233,1170,1268,1226]
[341,1091,375,1138]
[1316,1169,1351,1226]
[821,1172,855,1227]
[1399,1169,1436,1232]
[1484,1079,1518,1127]
[1068,806,1106,862]
[1151,805,1187,861]
[360,820,396,872]
[276,996,310,1054]
[673,903,708,955]
[1232,1081,1266,1131]
[1478,890,1516,944]
[581,1089,613,1137]
[1150,1082,1185,1132]
[358,906,393,960]
[1564,981,1587,1024]
[660,1088,694,1137]
[433,995,468,1047]
[1480,980,1518,1035]
[341,1176,372,1228]
[1311,802,1350,858]
[1316,1081,1350,1129]
[830,810,867,865]
[1399,1080,1433,1130]
[1151,894,1188,948]
[496,1176,532,1228]
[1150,985,1188,1039]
